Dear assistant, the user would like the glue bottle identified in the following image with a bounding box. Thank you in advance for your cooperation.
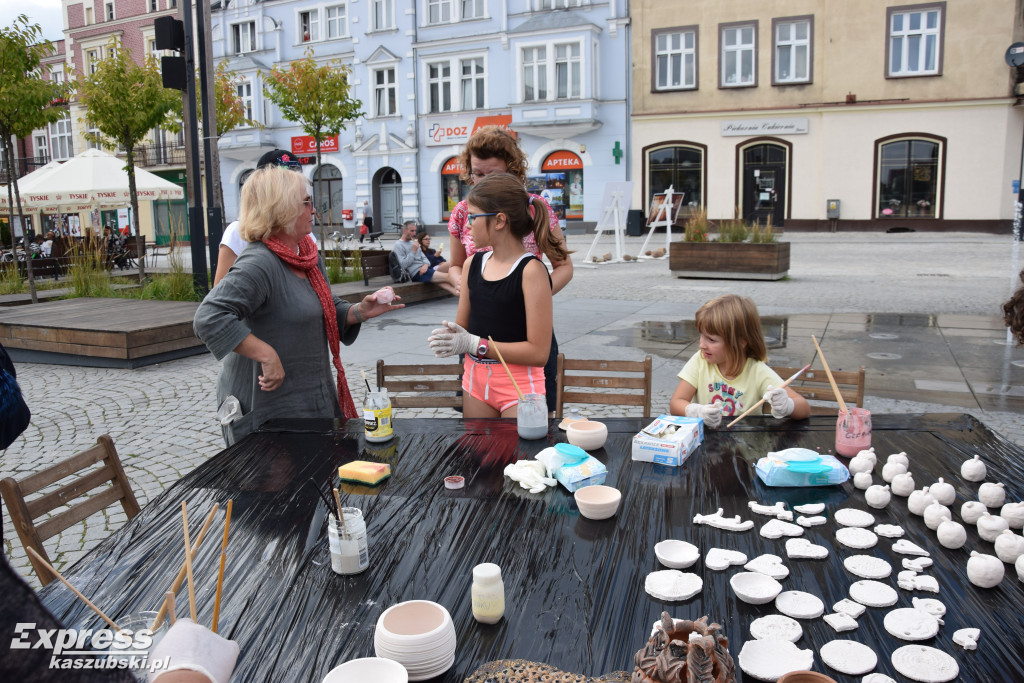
[364,388,393,442]
[471,562,505,624]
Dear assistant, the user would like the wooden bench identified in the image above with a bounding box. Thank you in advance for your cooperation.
[769,364,866,415]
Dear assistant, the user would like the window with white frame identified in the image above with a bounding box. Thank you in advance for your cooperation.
[85,7,93,24]
[87,124,103,150]
[720,22,756,86]
[521,40,584,102]
[105,3,114,21]
[653,27,696,91]
[49,114,73,160]
[461,57,484,109]
[232,22,256,54]
[537,0,582,8]
[149,0,157,12]
[427,62,452,113]
[51,69,64,84]
[374,68,397,116]
[888,4,943,77]
[35,135,49,162]
[300,10,319,42]
[428,0,452,24]
[237,81,254,123]
[554,43,581,99]
[774,17,811,84]
[86,48,102,74]
[522,47,547,101]
[373,0,395,30]
[326,4,348,39]
[462,0,484,20]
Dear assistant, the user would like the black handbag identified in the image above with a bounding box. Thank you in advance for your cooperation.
[0,343,31,449]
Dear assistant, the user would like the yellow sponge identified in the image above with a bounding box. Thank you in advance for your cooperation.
[338,460,391,486]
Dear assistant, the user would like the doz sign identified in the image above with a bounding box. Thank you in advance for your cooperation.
[426,115,512,146]
[291,135,339,154]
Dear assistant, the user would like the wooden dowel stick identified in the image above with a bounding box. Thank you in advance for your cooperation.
[150,504,218,630]
[488,336,524,401]
[181,501,198,623]
[26,547,121,632]
[810,335,849,414]
[211,499,233,634]
[726,364,810,429]
[165,591,176,626]
[332,487,347,533]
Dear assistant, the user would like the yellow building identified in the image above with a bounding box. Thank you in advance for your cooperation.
[630,0,1024,230]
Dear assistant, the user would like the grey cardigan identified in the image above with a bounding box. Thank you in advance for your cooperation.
[194,241,359,444]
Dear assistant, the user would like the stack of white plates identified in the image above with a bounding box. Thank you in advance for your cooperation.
[373,600,457,681]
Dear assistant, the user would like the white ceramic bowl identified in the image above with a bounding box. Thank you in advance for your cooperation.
[566,420,608,451]
[730,571,783,604]
[654,539,700,569]
[574,484,621,520]
[323,657,408,683]
[374,601,456,681]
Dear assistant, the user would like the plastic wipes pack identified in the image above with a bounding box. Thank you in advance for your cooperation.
[537,443,608,492]
[631,415,704,466]
[755,447,850,487]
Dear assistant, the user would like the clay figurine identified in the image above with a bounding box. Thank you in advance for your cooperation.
[793,503,825,515]
[887,451,909,468]
[747,500,787,516]
[853,471,874,490]
[785,538,829,560]
[993,529,1024,564]
[855,447,878,463]
[865,484,892,509]
[929,477,956,506]
[1017,554,1024,582]
[882,461,908,483]
[832,598,866,618]
[693,508,754,532]
[978,481,1006,508]
[961,500,988,525]
[1000,501,1024,529]
[907,487,937,516]
[922,502,951,530]
[704,547,747,571]
[759,518,804,539]
[890,471,915,497]
[960,454,987,482]
[967,551,1004,588]
[903,557,934,572]
[796,515,827,527]
[874,524,905,538]
[896,570,939,593]
[936,520,967,550]
[848,452,875,475]
[823,612,859,633]
[633,612,736,683]
[976,512,1009,543]
[744,554,790,580]
[892,539,930,557]
[952,627,980,651]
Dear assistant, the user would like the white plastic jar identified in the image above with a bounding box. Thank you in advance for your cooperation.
[471,562,505,624]
[327,507,369,575]
[364,389,393,442]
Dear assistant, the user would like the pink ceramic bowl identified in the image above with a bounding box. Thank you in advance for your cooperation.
[574,484,621,520]
[566,420,608,450]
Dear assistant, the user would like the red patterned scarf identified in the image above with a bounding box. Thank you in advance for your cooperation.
[266,234,358,420]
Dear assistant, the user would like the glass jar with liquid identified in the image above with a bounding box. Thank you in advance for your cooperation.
[327,507,369,575]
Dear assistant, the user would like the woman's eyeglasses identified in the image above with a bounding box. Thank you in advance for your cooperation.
[302,197,314,209]
[467,212,497,222]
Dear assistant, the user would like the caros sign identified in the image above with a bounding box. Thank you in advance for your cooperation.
[426,115,512,146]
[291,135,339,154]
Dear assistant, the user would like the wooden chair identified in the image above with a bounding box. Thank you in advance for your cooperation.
[555,354,653,418]
[376,359,463,409]
[0,434,140,586]
[769,365,866,416]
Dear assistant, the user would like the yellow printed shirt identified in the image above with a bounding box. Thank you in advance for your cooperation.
[677,355,783,418]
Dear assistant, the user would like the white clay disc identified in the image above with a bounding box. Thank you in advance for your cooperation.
[883,608,941,641]
[644,570,702,601]
[775,590,825,619]
[737,639,815,682]
[748,614,803,642]
[844,554,893,580]
[874,524,905,538]
[820,639,878,675]
[849,580,899,607]
[891,645,959,682]
[836,527,879,549]
[835,508,876,528]
[863,674,898,683]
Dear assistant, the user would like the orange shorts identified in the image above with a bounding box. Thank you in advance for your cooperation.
[462,355,545,413]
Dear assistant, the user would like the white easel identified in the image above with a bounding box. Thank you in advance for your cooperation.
[583,181,633,264]
[638,186,679,259]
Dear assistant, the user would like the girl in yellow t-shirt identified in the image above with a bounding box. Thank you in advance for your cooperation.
[669,294,810,428]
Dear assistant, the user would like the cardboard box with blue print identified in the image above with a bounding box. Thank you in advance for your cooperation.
[631,415,704,466]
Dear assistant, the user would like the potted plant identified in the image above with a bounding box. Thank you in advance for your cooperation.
[669,208,790,280]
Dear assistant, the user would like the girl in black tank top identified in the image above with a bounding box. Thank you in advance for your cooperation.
[427,173,563,418]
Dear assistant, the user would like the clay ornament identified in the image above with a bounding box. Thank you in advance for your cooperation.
[634,613,736,683]
[960,500,988,525]
[834,507,876,528]
[832,598,867,618]
[960,454,987,482]
[775,590,825,619]
[978,481,1007,508]
[793,502,825,515]
[855,447,878,463]
[749,613,803,642]
[776,510,794,522]
[897,571,940,593]
[844,554,893,580]
[865,484,892,509]
[785,538,829,560]
[693,508,754,532]
[654,540,700,569]
[704,547,747,571]
[892,539,930,556]
[922,502,951,530]
[1000,501,1024,529]
[823,612,859,632]
[890,471,916,497]
[796,515,827,527]
[911,597,946,618]
[935,520,967,550]
[644,570,703,601]
[730,571,783,604]
[820,639,877,675]
[874,524,905,538]
[1017,554,1024,582]
[993,529,1024,564]
[745,554,790,580]
[882,461,908,483]
[907,487,937,516]
[891,645,959,682]
[903,557,934,572]
[760,518,804,539]
[863,675,898,683]
[952,627,981,651]
[967,550,1004,588]
[887,451,909,468]
[884,607,941,641]
[976,512,1009,542]
[849,580,899,607]
[853,471,874,490]
[836,527,878,549]
[748,500,788,516]
[737,639,814,682]
[929,477,956,506]
[848,453,875,475]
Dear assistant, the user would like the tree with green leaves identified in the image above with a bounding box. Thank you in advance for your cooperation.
[0,14,67,303]
[76,40,181,279]
[263,50,362,239]
[207,60,259,213]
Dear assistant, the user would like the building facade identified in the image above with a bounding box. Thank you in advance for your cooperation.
[631,0,1024,231]
[214,0,631,233]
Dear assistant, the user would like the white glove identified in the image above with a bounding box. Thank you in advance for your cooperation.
[764,386,795,419]
[148,618,239,683]
[428,320,480,358]
[685,402,722,428]
[503,460,557,494]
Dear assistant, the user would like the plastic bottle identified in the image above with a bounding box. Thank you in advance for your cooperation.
[327,507,369,575]
[471,563,505,624]
[364,389,393,442]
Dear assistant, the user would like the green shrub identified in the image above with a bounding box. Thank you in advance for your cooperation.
[717,217,749,243]
[0,263,22,295]
[683,207,709,242]
[67,240,114,298]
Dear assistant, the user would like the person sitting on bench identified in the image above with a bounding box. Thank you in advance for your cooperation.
[392,221,457,296]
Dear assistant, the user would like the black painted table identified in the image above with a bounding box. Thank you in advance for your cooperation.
[39,415,1024,682]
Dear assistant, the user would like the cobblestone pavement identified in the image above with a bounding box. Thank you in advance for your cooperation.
[2,231,1022,588]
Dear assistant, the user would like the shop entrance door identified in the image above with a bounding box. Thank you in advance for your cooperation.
[741,143,787,227]
[376,167,402,232]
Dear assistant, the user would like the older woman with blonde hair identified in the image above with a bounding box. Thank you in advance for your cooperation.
[195,166,402,445]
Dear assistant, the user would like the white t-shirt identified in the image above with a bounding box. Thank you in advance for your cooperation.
[677,354,782,419]
[221,221,318,256]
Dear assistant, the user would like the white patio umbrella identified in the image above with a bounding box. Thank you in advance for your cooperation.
[0,160,64,212]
